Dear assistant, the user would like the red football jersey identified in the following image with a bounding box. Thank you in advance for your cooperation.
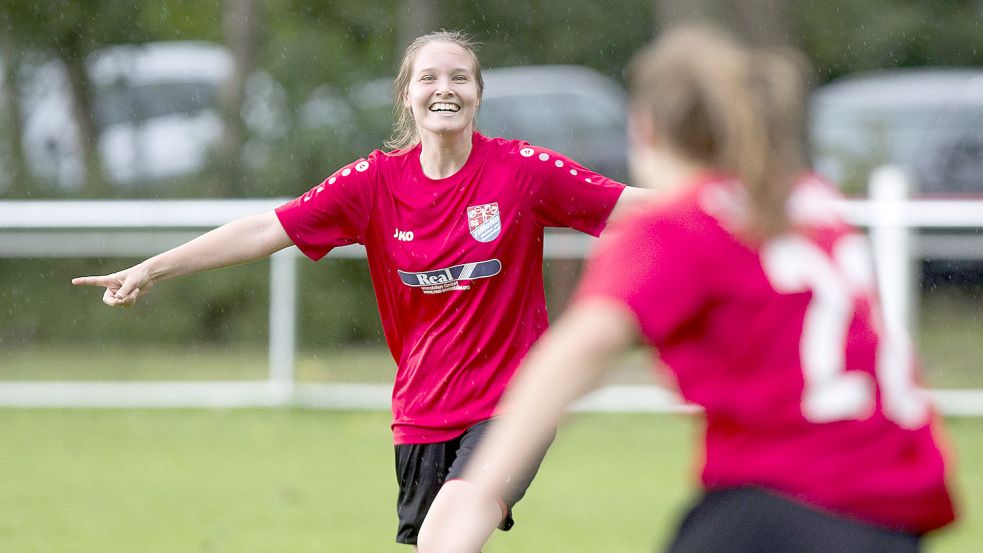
[576,173,955,533]
[276,132,625,444]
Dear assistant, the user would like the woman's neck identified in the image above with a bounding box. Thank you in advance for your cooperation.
[632,145,707,198]
[418,129,473,180]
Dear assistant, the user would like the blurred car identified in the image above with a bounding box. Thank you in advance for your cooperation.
[21,41,288,190]
[811,68,983,197]
[810,69,983,283]
[305,64,629,182]
[477,65,628,181]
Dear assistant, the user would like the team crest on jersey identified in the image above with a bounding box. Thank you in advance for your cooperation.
[467,202,501,243]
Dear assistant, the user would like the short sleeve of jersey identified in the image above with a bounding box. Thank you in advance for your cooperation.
[275,157,376,261]
[516,143,625,236]
[575,211,708,345]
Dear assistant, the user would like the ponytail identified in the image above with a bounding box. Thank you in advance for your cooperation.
[627,25,809,240]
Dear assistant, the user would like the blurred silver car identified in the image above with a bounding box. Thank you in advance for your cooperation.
[22,41,287,190]
[811,68,983,197]
[810,69,983,282]
[477,65,628,182]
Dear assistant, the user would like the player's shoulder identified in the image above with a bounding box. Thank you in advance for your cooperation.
[479,133,571,169]
[325,147,407,183]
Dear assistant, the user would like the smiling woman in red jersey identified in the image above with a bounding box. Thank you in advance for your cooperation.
[72,30,649,552]
[424,25,958,553]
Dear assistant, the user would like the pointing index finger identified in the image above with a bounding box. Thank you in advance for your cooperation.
[72,275,112,287]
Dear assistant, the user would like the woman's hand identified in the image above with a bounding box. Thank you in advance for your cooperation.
[72,264,155,307]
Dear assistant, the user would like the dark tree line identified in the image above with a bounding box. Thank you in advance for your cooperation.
[0,0,980,199]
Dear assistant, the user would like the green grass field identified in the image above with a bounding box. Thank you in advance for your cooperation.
[0,409,978,552]
[0,287,979,550]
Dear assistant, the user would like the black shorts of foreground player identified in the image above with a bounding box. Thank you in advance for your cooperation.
[669,488,921,553]
[72,30,650,552]
[395,419,552,543]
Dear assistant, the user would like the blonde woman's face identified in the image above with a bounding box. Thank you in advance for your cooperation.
[404,41,480,139]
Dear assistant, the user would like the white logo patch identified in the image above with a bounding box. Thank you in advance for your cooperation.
[467,202,501,243]
[394,228,415,242]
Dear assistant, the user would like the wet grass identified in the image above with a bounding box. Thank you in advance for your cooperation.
[0,410,975,552]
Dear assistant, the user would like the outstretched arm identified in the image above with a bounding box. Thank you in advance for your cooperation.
[72,211,293,307]
[416,298,638,553]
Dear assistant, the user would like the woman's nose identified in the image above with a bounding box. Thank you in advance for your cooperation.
[435,78,454,95]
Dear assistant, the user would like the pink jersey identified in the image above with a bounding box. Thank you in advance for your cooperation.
[276,132,624,444]
[576,173,955,533]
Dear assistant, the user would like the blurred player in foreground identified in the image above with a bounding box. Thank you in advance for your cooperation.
[72,30,649,551]
[422,25,957,553]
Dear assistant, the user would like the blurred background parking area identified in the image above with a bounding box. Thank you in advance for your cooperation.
[8,41,287,193]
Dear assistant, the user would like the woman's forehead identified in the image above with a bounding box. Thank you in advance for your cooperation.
[412,41,475,71]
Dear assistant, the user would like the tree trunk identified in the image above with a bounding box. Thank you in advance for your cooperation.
[654,0,792,47]
[0,34,27,197]
[219,0,260,197]
[63,50,108,197]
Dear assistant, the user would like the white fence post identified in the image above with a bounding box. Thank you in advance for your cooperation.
[268,248,297,404]
[869,166,914,337]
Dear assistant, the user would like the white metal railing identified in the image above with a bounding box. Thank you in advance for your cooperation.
[1,167,982,413]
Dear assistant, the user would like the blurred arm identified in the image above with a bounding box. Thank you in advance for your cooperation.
[608,185,654,223]
[72,211,293,307]
[419,298,639,553]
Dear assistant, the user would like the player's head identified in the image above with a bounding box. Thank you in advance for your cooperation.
[627,24,809,239]
[388,30,485,152]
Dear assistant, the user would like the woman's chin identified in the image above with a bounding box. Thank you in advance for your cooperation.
[419,123,473,140]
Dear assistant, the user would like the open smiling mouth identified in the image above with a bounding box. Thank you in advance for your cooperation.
[429,102,461,113]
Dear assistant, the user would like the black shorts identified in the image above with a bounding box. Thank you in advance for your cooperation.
[393,419,550,545]
[666,487,922,553]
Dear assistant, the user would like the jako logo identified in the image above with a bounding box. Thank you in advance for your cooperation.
[394,228,414,242]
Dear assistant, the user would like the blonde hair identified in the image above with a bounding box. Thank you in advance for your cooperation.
[385,30,484,153]
[627,25,809,240]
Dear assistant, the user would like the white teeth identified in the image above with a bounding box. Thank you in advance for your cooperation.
[429,102,460,112]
